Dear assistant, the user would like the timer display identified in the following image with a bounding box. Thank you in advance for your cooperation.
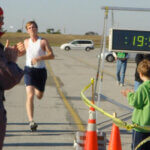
[109,28,150,53]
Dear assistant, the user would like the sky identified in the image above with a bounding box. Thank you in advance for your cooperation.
[0,0,150,35]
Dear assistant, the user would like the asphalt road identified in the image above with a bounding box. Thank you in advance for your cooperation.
[3,47,136,150]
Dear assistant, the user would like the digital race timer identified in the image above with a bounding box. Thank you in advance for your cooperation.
[109,28,150,53]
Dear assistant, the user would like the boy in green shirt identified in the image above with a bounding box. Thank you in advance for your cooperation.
[122,59,150,150]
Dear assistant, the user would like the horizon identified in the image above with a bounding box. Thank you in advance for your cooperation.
[1,0,150,35]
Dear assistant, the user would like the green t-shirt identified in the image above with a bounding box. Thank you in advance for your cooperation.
[117,52,126,59]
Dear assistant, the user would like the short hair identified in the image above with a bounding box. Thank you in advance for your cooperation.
[137,59,150,78]
[25,21,38,29]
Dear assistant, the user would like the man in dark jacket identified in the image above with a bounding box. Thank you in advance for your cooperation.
[134,54,150,91]
[0,7,24,149]
[0,7,7,149]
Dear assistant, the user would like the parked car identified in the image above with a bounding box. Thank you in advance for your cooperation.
[60,39,94,51]
[101,50,137,62]
[101,50,115,62]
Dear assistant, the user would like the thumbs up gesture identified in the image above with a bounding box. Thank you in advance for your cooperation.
[4,39,18,62]
[16,42,26,56]
[5,39,9,47]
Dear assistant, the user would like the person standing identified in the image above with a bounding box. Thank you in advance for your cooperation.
[134,54,150,91]
[121,59,150,150]
[0,7,24,149]
[19,21,54,131]
[0,8,6,148]
[114,52,128,86]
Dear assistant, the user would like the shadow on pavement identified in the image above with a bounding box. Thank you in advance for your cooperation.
[4,142,73,147]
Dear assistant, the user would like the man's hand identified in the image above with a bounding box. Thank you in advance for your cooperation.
[5,40,18,62]
[31,58,40,65]
[16,42,26,56]
[4,40,26,62]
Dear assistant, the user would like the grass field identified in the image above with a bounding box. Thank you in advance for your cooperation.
[0,32,103,48]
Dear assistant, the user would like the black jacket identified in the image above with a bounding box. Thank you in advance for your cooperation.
[0,43,5,101]
[135,54,150,82]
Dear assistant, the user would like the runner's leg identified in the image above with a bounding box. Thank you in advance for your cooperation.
[26,86,35,122]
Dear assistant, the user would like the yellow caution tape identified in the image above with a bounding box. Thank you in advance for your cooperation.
[81,81,150,132]
[81,80,150,149]
[91,78,94,84]
[135,136,150,150]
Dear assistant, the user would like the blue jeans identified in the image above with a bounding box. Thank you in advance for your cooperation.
[132,130,150,150]
[134,81,142,91]
[116,59,127,84]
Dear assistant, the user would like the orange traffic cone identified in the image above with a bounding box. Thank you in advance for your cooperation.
[84,106,98,150]
[108,114,122,150]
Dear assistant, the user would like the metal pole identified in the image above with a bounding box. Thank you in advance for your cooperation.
[94,7,108,96]
[96,7,109,122]
[101,6,150,12]
[111,10,114,27]
[94,22,104,94]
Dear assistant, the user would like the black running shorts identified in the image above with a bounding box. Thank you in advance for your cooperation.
[24,66,47,92]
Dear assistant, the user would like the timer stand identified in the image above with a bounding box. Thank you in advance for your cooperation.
[95,6,150,125]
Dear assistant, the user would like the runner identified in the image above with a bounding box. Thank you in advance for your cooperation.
[19,21,54,131]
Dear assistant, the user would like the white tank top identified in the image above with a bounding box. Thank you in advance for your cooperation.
[26,37,46,68]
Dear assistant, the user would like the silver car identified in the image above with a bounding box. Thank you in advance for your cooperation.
[60,39,94,51]
[101,50,136,62]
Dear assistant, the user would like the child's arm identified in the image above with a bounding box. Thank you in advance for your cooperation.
[122,87,145,109]
[121,89,134,97]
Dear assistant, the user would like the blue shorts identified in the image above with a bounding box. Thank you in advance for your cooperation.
[24,66,47,92]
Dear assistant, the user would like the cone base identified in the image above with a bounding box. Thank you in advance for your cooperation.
[84,131,98,150]
[108,124,122,150]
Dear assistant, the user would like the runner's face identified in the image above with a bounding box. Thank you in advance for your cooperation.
[27,24,37,35]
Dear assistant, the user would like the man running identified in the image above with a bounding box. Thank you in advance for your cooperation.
[20,21,54,131]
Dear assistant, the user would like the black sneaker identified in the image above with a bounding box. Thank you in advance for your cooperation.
[29,121,38,132]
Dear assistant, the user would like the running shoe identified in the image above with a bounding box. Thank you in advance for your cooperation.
[29,121,38,132]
